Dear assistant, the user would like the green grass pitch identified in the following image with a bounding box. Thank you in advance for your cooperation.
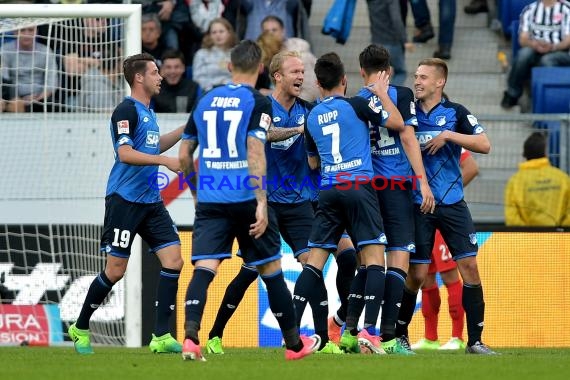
[0,347,568,380]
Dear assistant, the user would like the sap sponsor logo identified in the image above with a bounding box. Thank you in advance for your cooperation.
[271,134,299,150]
[0,263,125,322]
[469,233,478,245]
[259,113,271,131]
[416,131,442,149]
[117,120,129,134]
[146,131,160,148]
[467,114,478,126]
[436,115,446,126]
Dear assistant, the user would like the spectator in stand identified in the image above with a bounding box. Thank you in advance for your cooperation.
[261,15,318,101]
[501,0,570,109]
[142,13,169,67]
[464,0,489,14]
[412,150,479,351]
[56,17,114,110]
[133,0,192,51]
[366,0,413,86]
[504,132,570,226]
[0,26,58,113]
[192,18,237,92]
[190,0,225,34]
[256,31,283,94]
[241,0,303,41]
[79,43,123,111]
[152,49,201,113]
[401,0,456,60]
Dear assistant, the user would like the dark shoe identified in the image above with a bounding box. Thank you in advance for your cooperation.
[464,0,488,14]
[501,91,518,109]
[433,45,451,60]
[413,24,435,43]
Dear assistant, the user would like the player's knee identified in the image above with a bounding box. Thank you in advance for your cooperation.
[457,257,480,283]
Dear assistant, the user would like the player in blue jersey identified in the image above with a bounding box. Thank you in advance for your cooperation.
[202,50,343,355]
[178,40,320,361]
[394,58,496,355]
[347,44,435,355]
[68,53,185,355]
[291,52,405,354]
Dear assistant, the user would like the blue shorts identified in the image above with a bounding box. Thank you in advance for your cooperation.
[309,183,387,251]
[270,201,314,258]
[375,180,415,253]
[411,200,478,264]
[192,200,281,266]
[100,194,180,258]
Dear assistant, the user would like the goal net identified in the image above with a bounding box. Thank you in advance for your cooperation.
[0,4,141,347]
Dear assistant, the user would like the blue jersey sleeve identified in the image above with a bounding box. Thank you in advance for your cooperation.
[347,96,388,127]
[455,104,485,135]
[247,91,272,142]
[395,86,418,128]
[110,101,139,150]
[182,112,198,141]
[304,126,318,157]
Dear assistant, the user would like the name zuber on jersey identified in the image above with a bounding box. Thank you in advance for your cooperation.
[0,263,124,322]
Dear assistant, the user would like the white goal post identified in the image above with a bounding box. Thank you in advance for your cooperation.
[0,4,142,348]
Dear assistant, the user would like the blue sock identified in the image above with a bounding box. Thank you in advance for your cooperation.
[209,265,258,339]
[380,267,407,341]
[292,264,323,327]
[184,267,215,343]
[335,248,357,322]
[261,269,300,349]
[346,265,367,331]
[463,283,485,346]
[363,265,385,334]
[76,271,114,330]
[154,267,180,337]
[395,287,417,338]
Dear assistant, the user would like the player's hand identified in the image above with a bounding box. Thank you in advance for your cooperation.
[163,156,181,173]
[418,180,435,214]
[250,201,268,239]
[158,1,174,21]
[424,131,449,155]
[369,70,390,95]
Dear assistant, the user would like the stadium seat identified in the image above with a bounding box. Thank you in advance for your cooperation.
[531,67,570,167]
[501,0,533,37]
[185,65,193,80]
[531,67,570,114]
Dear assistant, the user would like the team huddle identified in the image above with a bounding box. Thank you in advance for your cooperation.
[67,39,497,360]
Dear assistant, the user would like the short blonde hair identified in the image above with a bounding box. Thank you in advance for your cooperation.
[269,50,301,85]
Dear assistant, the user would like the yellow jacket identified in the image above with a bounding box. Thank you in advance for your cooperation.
[504,158,570,226]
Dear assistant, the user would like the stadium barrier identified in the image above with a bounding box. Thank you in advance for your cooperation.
[174,230,570,348]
